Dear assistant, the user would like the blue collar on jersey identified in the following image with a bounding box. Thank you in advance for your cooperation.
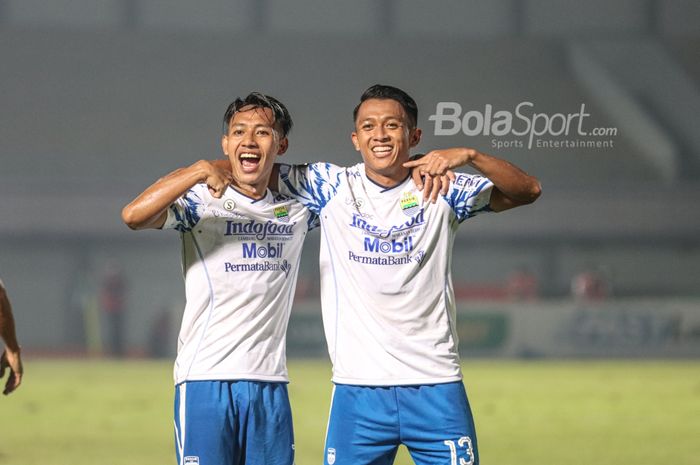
[364,170,412,193]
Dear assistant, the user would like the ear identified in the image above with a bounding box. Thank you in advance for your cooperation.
[221,135,229,156]
[277,137,289,156]
[351,132,360,151]
[409,128,422,148]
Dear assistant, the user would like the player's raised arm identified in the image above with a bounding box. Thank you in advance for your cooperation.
[121,160,233,230]
[403,147,541,211]
[0,281,23,395]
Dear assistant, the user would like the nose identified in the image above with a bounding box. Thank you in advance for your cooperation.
[242,131,258,147]
[372,126,389,141]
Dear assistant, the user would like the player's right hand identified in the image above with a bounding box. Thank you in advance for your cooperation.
[199,160,234,198]
[409,162,453,204]
[420,173,453,203]
[0,348,23,395]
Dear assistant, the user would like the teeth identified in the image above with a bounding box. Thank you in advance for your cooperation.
[240,153,260,159]
[372,146,392,153]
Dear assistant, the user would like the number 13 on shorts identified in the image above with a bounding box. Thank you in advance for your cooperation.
[444,436,475,465]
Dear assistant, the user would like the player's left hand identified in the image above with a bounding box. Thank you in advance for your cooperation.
[0,348,23,395]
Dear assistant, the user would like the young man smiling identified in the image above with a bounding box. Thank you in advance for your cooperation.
[122,93,316,465]
[275,84,541,465]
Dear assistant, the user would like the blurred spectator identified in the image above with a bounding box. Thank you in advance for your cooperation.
[100,263,127,357]
[0,278,23,395]
[571,268,610,301]
[506,266,540,301]
[148,302,173,359]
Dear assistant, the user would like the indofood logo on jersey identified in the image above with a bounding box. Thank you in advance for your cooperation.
[224,219,295,240]
[349,209,425,238]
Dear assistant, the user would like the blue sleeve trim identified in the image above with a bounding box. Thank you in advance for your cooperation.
[447,176,493,223]
[171,189,203,232]
[279,163,343,214]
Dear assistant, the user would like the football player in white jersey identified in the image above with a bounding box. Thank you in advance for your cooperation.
[274,84,542,465]
[122,93,317,465]
[0,278,23,395]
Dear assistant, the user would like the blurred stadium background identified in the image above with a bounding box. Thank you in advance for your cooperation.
[0,1,699,463]
[1,0,698,359]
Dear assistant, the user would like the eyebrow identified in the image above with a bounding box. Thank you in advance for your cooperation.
[359,116,403,124]
[229,123,274,131]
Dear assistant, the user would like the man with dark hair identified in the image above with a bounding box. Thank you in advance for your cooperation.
[0,278,23,395]
[122,92,315,465]
[276,84,541,465]
[353,84,418,129]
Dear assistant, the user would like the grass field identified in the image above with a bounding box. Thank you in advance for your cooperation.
[0,359,698,465]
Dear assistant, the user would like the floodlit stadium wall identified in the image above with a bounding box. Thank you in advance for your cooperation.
[286,300,700,359]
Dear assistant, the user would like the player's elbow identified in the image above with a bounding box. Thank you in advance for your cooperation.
[506,179,542,209]
[525,180,542,204]
[121,204,143,230]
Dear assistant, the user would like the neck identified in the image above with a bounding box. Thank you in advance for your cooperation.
[364,166,410,189]
[230,181,267,200]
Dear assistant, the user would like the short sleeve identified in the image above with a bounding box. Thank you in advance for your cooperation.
[277,163,344,215]
[445,173,494,223]
[162,184,206,232]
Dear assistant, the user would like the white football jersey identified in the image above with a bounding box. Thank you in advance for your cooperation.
[278,162,493,386]
[163,183,317,385]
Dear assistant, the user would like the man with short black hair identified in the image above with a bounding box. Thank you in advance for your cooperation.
[122,92,315,465]
[276,84,542,465]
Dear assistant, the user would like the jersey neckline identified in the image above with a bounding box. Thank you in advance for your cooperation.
[359,163,413,194]
[224,185,273,204]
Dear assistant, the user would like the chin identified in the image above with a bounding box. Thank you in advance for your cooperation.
[242,175,263,185]
[371,160,399,172]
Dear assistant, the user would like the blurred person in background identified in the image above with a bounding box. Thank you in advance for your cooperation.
[99,262,127,357]
[571,267,610,301]
[0,278,23,395]
[506,266,540,301]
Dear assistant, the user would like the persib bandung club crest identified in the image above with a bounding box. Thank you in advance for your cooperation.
[274,206,290,223]
[327,448,336,465]
[400,191,420,217]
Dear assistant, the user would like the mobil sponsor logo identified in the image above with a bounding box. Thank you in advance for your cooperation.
[242,242,284,259]
[363,235,414,254]
[349,209,425,238]
[224,219,295,240]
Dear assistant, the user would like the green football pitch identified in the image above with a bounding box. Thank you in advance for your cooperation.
[0,359,698,465]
